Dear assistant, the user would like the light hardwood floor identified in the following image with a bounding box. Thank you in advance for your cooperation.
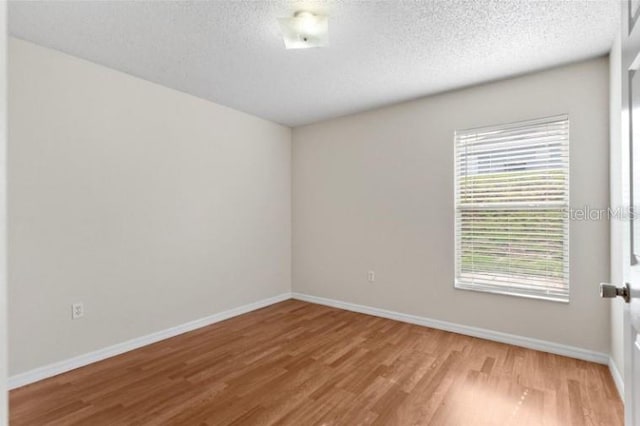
[10,299,623,425]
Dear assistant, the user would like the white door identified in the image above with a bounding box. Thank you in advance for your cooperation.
[0,1,7,424]
[0,1,7,423]
[615,2,640,425]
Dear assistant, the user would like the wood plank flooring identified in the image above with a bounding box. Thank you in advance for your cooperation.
[10,300,623,425]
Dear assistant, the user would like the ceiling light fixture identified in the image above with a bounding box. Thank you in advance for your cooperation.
[278,11,328,50]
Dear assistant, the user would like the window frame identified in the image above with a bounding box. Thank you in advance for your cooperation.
[453,115,570,303]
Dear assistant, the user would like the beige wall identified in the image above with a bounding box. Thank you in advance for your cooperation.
[8,38,291,375]
[293,57,611,353]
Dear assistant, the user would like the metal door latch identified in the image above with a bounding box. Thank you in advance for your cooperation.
[600,282,631,303]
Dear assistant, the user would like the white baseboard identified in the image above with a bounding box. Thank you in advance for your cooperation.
[8,292,292,390]
[292,292,609,365]
[608,356,625,400]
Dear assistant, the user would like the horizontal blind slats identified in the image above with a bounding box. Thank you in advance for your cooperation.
[454,115,569,302]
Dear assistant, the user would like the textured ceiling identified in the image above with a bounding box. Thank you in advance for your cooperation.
[9,0,619,127]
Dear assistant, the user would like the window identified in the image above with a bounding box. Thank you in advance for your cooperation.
[454,115,569,302]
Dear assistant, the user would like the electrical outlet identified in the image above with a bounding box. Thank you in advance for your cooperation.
[72,302,84,320]
[368,271,375,282]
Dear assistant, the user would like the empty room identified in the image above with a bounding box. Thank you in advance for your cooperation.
[1,0,639,424]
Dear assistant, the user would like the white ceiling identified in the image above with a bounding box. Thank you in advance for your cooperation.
[9,0,619,127]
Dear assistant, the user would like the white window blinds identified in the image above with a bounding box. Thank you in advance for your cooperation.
[454,115,570,302]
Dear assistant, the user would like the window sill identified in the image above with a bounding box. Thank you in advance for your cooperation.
[454,280,569,304]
